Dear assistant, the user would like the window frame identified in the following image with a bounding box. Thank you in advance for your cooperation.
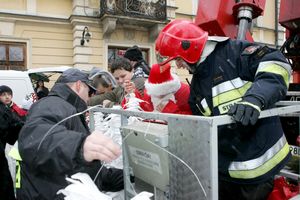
[0,41,27,71]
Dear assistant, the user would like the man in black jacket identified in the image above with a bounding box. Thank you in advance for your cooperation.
[17,68,123,200]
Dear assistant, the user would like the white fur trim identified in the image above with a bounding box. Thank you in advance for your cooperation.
[145,74,181,96]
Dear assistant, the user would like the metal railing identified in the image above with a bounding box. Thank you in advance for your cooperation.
[89,102,300,200]
[99,0,167,21]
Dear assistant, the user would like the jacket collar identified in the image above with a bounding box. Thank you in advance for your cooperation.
[49,83,87,113]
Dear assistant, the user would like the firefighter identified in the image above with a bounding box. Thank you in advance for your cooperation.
[155,19,292,200]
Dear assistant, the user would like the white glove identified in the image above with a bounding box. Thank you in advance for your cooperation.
[57,173,112,200]
[131,192,153,200]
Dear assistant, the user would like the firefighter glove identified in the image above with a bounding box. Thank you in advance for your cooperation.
[228,97,262,126]
[97,167,124,192]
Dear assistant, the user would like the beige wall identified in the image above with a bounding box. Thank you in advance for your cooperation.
[13,20,73,68]
[0,0,26,11]
[175,0,197,15]
[256,0,276,30]
[175,13,194,20]
[37,0,72,17]
[81,25,104,68]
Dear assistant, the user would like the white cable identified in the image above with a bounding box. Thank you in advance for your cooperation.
[37,102,207,198]
[93,163,105,182]
[37,105,103,152]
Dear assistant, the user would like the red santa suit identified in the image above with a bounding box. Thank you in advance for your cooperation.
[138,63,192,115]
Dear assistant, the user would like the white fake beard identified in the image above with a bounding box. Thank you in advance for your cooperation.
[151,93,176,112]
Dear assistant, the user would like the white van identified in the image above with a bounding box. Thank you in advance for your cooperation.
[0,70,35,106]
[0,66,71,106]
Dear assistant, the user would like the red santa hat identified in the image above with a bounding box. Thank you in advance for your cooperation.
[145,63,181,96]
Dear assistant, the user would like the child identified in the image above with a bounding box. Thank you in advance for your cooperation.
[0,85,27,118]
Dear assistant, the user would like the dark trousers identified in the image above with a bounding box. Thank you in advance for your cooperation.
[0,148,16,200]
[219,179,274,200]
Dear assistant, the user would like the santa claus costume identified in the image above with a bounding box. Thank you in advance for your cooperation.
[138,63,192,114]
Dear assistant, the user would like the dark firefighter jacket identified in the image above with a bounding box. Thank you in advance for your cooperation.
[17,83,123,200]
[189,38,291,184]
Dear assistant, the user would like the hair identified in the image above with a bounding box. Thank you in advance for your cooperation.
[92,75,111,88]
[110,57,133,74]
[0,85,13,96]
[36,80,45,88]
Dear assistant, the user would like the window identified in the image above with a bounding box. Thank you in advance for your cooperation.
[108,46,149,71]
[0,42,27,70]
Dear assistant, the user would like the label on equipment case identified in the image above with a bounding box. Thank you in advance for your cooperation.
[129,146,163,174]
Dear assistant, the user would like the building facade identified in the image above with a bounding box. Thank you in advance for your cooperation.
[0,0,285,76]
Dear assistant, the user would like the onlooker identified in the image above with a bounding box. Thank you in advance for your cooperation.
[97,57,146,108]
[124,45,150,77]
[17,68,124,200]
[111,57,146,94]
[88,68,123,108]
[0,85,27,119]
[93,75,114,95]
[0,85,25,200]
[155,19,291,200]
[34,80,49,99]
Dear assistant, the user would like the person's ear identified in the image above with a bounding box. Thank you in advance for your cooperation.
[76,80,82,92]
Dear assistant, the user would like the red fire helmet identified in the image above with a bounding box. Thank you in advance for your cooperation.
[155,19,208,65]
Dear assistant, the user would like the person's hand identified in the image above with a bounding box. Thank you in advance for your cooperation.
[102,100,111,108]
[155,101,169,112]
[228,97,262,126]
[124,80,135,94]
[83,130,121,163]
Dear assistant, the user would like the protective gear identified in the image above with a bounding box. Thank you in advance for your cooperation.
[155,19,208,65]
[228,96,262,126]
[97,167,124,192]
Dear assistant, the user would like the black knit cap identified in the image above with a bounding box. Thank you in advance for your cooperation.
[124,45,143,61]
[56,68,96,91]
[0,85,13,95]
